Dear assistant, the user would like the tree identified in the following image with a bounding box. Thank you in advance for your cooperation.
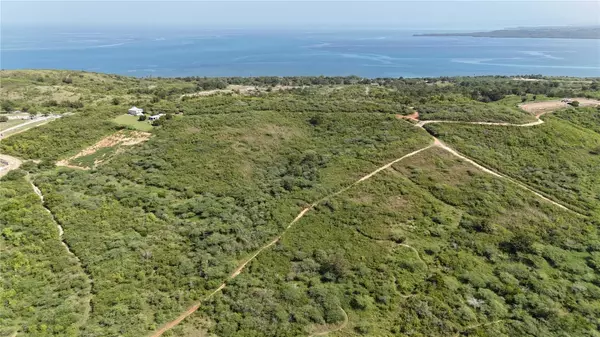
[165,113,173,120]
[111,97,120,105]
[29,111,38,119]
[1,100,13,113]
[569,100,580,107]
[0,116,8,123]
[138,115,147,121]
[309,115,322,126]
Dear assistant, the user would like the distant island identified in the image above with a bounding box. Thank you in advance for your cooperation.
[415,26,600,39]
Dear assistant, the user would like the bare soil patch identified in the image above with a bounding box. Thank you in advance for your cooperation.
[396,111,420,122]
[0,154,22,178]
[56,130,151,169]
[519,98,600,117]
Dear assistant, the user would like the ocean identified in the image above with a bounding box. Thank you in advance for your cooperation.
[2,27,599,78]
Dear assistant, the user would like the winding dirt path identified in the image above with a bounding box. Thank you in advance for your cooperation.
[432,137,579,213]
[148,145,435,337]
[416,98,600,128]
[398,243,429,270]
[410,101,591,215]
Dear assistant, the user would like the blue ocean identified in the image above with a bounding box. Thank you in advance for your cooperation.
[2,27,599,78]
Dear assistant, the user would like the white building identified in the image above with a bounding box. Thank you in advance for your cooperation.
[149,113,165,121]
[128,106,144,116]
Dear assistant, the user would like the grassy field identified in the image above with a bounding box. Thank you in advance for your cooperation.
[112,114,154,131]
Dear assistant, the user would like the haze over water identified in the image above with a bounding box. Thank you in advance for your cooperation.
[2,27,599,78]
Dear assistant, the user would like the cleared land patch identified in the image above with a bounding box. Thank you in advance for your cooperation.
[56,130,151,169]
[519,98,600,116]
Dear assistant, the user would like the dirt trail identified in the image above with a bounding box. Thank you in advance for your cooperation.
[432,137,576,213]
[307,306,349,337]
[416,119,544,127]
[396,111,419,122]
[29,180,93,329]
[416,98,600,128]
[398,243,429,270]
[148,145,435,337]
[409,101,589,215]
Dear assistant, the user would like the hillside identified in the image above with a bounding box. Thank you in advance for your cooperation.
[1,70,600,337]
[415,26,600,39]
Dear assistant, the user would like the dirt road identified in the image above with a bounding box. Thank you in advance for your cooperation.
[416,99,600,128]
[0,116,57,138]
[411,101,585,214]
[431,138,573,212]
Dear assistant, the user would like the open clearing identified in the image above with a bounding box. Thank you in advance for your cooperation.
[56,130,151,169]
[519,98,600,116]
[0,154,22,178]
[113,114,154,131]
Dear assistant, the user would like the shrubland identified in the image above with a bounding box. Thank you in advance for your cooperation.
[1,70,599,336]
[195,148,600,337]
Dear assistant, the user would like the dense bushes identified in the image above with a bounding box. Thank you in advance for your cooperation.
[198,149,600,336]
[0,111,119,160]
[0,178,90,337]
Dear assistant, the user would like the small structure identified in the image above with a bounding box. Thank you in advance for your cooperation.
[149,113,164,121]
[128,106,144,116]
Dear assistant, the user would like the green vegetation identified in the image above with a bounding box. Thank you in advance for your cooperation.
[416,98,536,123]
[426,109,600,217]
[24,110,429,336]
[112,114,154,131]
[0,175,90,337]
[0,112,118,160]
[196,148,600,336]
[1,70,599,336]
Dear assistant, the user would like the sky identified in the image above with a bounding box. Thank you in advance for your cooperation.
[1,0,599,30]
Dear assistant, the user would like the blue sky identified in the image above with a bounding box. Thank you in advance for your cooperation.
[2,1,599,29]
